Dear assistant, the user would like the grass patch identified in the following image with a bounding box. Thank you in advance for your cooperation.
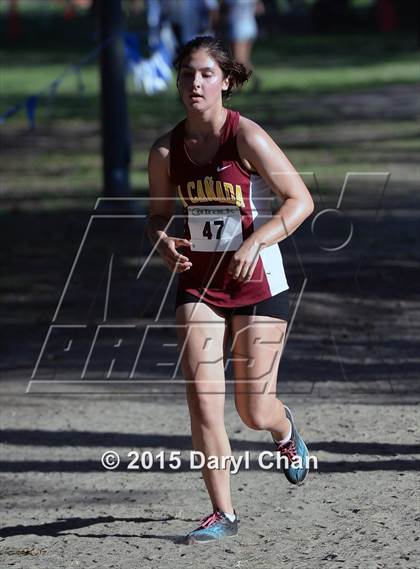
[1,31,419,123]
[1,26,418,209]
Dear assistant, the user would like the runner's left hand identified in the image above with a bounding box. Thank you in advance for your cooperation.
[227,237,263,283]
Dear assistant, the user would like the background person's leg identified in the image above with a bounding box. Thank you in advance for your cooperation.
[232,39,253,70]
[231,315,290,440]
[176,302,234,514]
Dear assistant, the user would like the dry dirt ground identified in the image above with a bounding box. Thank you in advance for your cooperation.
[0,395,419,569]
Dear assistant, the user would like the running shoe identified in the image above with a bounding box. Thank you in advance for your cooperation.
[271,405,309,485]
[184,509,239,544]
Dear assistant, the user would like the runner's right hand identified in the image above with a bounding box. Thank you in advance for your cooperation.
[157,236,192,273]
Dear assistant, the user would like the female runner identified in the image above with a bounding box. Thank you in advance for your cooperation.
[147,36,314,545]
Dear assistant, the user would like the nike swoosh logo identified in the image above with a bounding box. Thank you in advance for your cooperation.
[216,164,231,172]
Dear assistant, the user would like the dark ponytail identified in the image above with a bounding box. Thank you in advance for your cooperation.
[174,36,252,99]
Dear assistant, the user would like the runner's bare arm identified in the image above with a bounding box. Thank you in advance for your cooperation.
[147,132,175,245]
[236,117,314,248]
[147,133,192,272]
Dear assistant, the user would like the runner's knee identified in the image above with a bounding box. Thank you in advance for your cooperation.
[187,387,225,427]
[236,407,271,431]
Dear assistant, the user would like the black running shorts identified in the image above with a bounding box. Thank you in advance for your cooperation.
[176,288,290,322]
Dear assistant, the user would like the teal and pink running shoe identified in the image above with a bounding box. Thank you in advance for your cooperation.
[185,509,239,544]
[272,405,309,485]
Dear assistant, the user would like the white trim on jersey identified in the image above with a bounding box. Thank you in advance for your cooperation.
[249,174,289,296]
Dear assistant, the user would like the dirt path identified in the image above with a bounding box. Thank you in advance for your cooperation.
[1,394,419,569]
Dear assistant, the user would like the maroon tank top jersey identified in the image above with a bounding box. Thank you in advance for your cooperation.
[169,108,289,308]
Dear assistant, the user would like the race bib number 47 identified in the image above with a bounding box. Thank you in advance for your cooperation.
[187,205,243,252]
